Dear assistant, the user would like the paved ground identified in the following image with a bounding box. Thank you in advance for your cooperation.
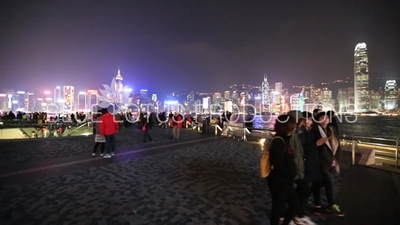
[0,127,398,225]
[0,126,200,165]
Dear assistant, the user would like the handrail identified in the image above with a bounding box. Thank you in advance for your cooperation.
[341,134,398,142]
[19,128,31,139]
[209,125,400,168]
[66,122,92,135]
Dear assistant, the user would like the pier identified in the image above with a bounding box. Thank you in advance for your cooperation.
[0,126,399,225]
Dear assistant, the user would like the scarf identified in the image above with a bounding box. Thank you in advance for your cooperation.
[318,125,338,156]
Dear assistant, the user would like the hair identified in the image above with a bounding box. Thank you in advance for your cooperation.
[297,118,306,126]
[316,111,329,121]
[302,111,312,119]
[274,115,296,136]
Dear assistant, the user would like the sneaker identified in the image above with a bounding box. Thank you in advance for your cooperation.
[327,204,345,217]
[279,217,284,225]
[103,154,111,158]
[92,153,95,157]
[293,216,316,225]
[100,153,104,157]
[111,152,115,156]
[312,206,331,216]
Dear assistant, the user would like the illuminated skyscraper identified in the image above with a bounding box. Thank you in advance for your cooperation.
[261,75,270,112]
[384,80,398,110]
[115,69,124,103]
[77,92,87,111]
[275,82,283,112]
[63,86,74,112]
[354,43,369,112]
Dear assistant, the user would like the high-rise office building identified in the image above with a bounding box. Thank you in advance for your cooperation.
[354,43,369,112]
[261,75,270,112]
[27,92,35,111]
[274,82,282,112]
[384,80,398,110]
[87,90,99,111]
[63,86,74,112]
[77,92,87,111]
[290,93,300,111]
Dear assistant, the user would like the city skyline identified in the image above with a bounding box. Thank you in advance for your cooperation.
[1,0,399,94]
[1,68,398,113]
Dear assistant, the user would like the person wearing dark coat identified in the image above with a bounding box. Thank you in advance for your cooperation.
[312,112,344,217]
[140,113,152,143]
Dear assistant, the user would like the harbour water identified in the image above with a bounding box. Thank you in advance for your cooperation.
[251,115,400,139]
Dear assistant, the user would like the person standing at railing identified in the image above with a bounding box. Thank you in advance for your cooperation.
[313,112,344,217]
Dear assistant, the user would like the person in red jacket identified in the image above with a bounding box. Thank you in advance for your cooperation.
[99,108,119,158]
[171,112,183,141]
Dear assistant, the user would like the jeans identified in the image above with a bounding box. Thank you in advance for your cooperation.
[268,178,300,225]
[104,134,116,154]
[312,169,334,206]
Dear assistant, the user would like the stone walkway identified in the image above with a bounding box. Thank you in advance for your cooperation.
[0,126,200,165]
[0,127,366,225]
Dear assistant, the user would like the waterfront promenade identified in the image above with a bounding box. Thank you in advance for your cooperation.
[0,127,399,225]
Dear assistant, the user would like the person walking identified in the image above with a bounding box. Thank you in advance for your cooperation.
[171,112,183,141]
[141,113,152,143]
[99,108,119,158]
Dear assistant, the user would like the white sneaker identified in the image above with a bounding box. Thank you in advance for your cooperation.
[103,154,111,158]
[100,153,104,157]
[111,152,115,156]
[293,216,316,225]
[92,153,95,157]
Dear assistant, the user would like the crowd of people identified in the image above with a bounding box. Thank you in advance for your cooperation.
[267,109,343,225]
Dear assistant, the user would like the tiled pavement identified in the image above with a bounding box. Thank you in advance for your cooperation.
[0,127,398,225]
[0,126,201,165]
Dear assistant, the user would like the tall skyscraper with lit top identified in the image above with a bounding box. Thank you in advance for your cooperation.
[115,69,124,103]
[354,43,370,112]
[261,74,270,112]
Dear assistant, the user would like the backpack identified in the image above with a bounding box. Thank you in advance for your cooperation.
[260,136,284,178]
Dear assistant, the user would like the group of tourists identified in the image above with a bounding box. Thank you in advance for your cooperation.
[267,110,343,225]
[91,110,184,158]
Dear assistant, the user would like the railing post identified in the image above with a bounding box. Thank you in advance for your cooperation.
[396,137,399,168]
[351,139,356,165]
[243,126,247,142]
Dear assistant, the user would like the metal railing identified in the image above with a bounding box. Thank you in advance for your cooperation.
[340,135,399,168]
[209,124,400,168]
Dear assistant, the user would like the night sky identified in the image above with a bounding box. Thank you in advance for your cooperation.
[1,0,399,94]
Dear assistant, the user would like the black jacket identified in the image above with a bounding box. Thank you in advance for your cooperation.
[268,135,297,183]
[302,127,322,182]
[313,124,341,172]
